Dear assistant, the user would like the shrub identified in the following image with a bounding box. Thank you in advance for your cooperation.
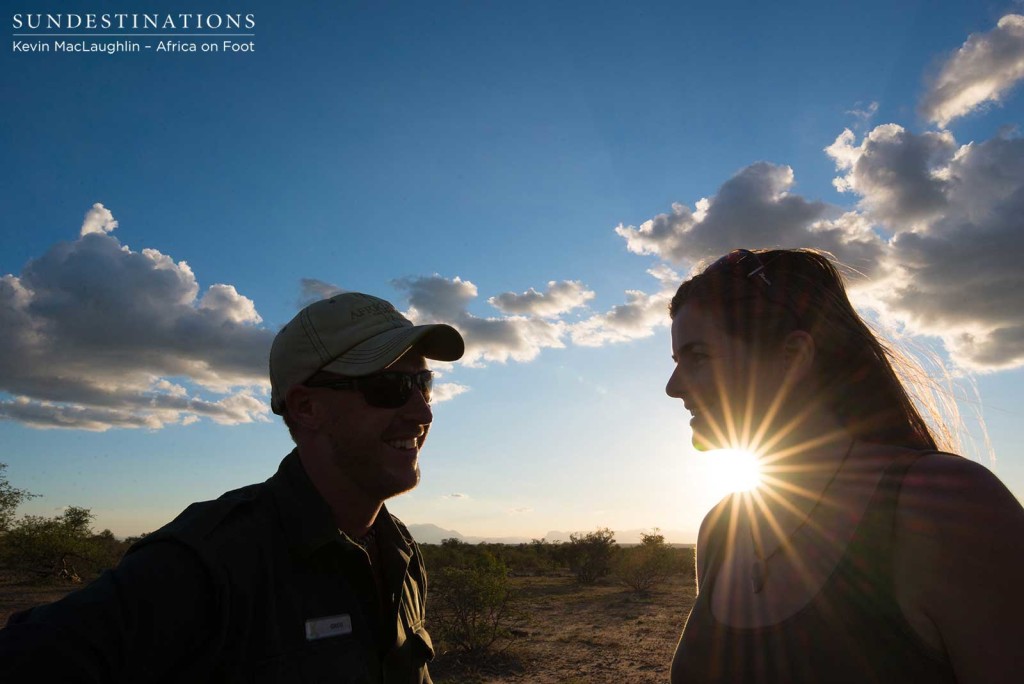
[430,550,515,654]
[420,537,471,573]
[2,506,96,580]
[0,464,134,582]
[0,463,38,534]
[563,528,617,584]
[0,506,128,581]
[614,531,676,593]
[500,539,559,576]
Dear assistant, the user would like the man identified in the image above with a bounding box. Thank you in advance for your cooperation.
[0,292,464,683]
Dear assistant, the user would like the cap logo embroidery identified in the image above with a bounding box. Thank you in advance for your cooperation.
[350,301,401,321]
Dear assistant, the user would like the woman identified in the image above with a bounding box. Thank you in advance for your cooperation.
[666,249,1024,683]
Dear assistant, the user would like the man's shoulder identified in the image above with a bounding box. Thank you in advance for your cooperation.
[134,479,278,555]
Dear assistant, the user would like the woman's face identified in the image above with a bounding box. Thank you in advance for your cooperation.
[666,301,788,451]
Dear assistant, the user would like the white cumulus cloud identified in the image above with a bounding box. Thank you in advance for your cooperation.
[432,382,470,403]
[387,271,690,372]
[79,202,118,236]
[920,14,1024,127]
[393,275,568,367]
[612,117,1024,371]
[826,125,957,226]
[614,161,888,275]
[866,132,1024,369]
[488,280,595,318]
[570,267,679,347]
[0,206,274,430]
[299,278,345,306]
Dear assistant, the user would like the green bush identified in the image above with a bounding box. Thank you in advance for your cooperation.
[0,464,147,583]
[0,504,130,582]
[499,539,559,576]
[614,531,676,593]
[420,537,470,573]
[563,528,618,584]
[0,463,38,534]
[2,506,97,580]
[422,538,561,578]
[430,550,515,654]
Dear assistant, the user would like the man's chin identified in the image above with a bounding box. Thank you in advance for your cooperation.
[378,466,420,500]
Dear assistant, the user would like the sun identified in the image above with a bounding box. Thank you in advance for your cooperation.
[707,448,763,493]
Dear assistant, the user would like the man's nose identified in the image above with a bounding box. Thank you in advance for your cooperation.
[402,385,433,424]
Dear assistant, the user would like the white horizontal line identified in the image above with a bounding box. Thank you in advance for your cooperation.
[12,34,255,37]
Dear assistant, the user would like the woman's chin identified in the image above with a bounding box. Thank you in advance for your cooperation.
[689,413,721,450]
[690,427,719,452]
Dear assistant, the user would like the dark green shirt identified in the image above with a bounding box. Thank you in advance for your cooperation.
[0,450,434,683]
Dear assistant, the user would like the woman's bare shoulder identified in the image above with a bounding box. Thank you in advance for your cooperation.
[897,450,1022,528]
[893,450,1024,682]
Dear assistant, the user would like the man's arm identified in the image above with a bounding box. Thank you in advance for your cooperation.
[0,540,218,683]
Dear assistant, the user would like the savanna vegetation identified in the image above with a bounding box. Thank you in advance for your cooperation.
[0,463,139,586]
[1,465,697,681]
[422,531,696,682]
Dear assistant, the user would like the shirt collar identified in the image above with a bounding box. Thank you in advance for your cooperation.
[267,449,338,557]
[267,448,413,566]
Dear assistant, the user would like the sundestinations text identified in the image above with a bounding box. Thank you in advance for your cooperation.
[12,13,256,31]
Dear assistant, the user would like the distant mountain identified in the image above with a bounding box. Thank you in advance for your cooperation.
[407,523,695,546]
[406,524,465,544]
[406,524,536,545]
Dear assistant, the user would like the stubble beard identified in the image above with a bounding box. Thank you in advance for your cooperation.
[328,432,421,501]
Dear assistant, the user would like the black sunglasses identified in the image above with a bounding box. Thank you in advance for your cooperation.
[306,370,433,409]
[706,249,772,286]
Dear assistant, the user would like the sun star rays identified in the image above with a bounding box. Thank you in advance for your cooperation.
[692,352,862,603]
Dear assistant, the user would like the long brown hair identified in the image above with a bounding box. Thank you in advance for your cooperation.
[669,249,939,450]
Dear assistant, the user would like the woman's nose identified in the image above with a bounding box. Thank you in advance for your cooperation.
[666,365,687,399]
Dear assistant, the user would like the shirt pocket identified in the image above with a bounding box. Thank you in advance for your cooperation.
[253,636,373,684]
[409,625,434,663]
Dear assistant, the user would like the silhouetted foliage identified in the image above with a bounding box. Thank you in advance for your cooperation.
[497,538,559,576]
[430,548,516,654]
[0,463,39,534]
[421,533,697,590]
[3,506,97,580]
[676,545,696,583]
[0,465,132,582]
[420,537,469,573]
[614,530,677,593]
[121,532,152,547]
[564,528,618,584]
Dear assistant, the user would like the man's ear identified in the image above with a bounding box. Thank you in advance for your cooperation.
[284,385,321,432]
[782,330,816,382]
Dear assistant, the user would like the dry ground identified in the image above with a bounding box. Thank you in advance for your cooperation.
[0,574,77,625]
[430,573,696,683]
[0,572,697,683]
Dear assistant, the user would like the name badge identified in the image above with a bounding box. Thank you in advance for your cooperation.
[305,614,353,641]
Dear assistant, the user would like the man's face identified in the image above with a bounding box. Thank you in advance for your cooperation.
[313,352,433,501]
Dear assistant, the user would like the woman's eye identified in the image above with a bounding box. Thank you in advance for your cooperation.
[683,351,710,366]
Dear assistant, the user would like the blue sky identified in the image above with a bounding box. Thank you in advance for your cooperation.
[3,0,1023,542]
